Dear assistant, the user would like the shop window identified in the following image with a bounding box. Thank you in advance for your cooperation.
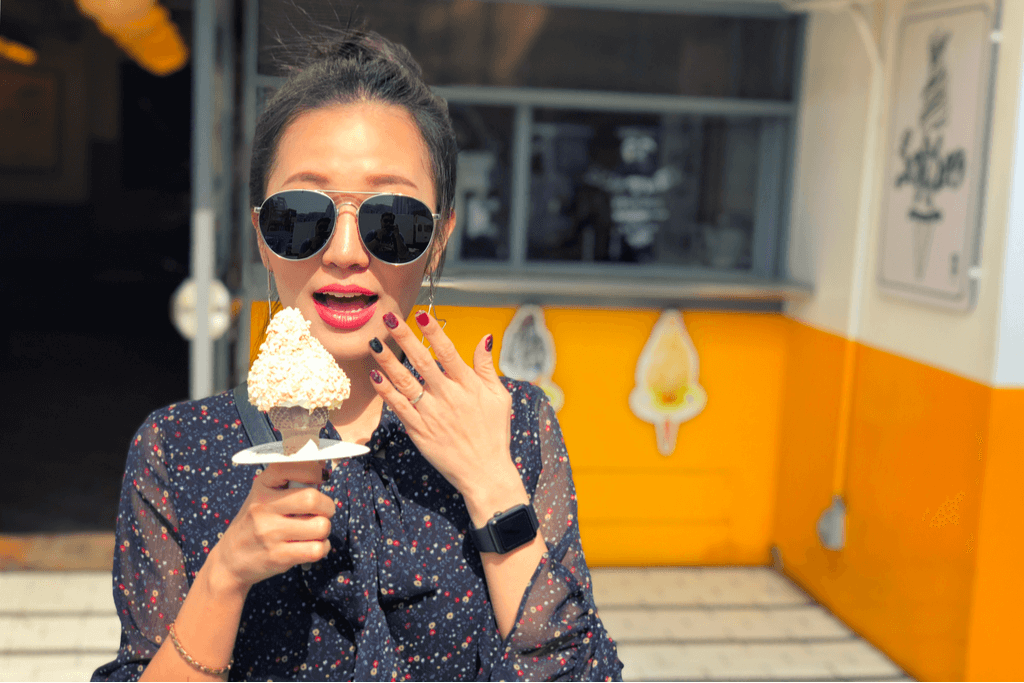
[449,104,514,262]
[248,0,802,285]
[525,110,779,269]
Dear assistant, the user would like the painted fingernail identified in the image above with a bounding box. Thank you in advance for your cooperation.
[484,334,493,352]
[370,369,384,384]
[321,464,331,482]
[415,310,430,327]
[383,312,399,329]
[369,337,384,353]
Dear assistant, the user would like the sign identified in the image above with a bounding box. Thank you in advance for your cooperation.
[629,310,707,456]
[498,305,564,411]
[877,0,997,310]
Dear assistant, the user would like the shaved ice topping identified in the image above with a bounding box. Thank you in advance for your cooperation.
[248,307,351,413]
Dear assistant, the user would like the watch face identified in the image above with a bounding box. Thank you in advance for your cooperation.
[492,507,537,550]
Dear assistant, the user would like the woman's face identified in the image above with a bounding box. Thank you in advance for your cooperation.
[257,101,446,364]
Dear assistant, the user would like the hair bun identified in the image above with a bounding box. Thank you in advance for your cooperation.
[270,21,423,80]
[315,28,423,77]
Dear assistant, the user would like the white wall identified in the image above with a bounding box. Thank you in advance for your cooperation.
[787,10,872,337]
[788,0,1024,387]
[994,14,1024,388]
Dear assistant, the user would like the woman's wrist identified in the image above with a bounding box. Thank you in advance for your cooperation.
[202,545,253,605]
[461,461,530,529]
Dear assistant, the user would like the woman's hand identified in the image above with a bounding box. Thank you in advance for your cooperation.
[206,460,336,596]
[369,311,526,526]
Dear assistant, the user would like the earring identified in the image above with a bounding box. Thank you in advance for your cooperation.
[267,271,276,321]
[420,277,447,349]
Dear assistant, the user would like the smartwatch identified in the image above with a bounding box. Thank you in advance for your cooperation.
[469,503,539,554]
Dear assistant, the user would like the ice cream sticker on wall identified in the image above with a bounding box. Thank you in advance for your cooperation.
[629,310,707,455]
[498,305,564,411]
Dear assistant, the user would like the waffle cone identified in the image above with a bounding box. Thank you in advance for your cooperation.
[268,406,329,455]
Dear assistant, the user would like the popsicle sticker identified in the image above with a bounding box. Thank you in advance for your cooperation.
[629,310,707,455]
[498,305,564,411]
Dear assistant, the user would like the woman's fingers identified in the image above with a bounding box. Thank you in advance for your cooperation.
[472,333,503,388]
[379,311,450,387]
[274,513,332,543]
[270,539,331,568]
[413,311,469,382]
[369,343,426,409]
[274,486,337,518]
[260,461,325,489]
[254,464,336,518]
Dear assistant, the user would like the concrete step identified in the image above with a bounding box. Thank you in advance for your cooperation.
[0,567,912,682]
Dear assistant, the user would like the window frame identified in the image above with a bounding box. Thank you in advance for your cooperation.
[433,85,797,278]
[239,0,811,318]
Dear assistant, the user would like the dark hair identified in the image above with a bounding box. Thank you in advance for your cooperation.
[250,28,457,280]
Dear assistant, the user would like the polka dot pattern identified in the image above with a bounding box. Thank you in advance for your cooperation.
[92,378,622,681]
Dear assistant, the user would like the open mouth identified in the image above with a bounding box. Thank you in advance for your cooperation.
[313,291,379,311]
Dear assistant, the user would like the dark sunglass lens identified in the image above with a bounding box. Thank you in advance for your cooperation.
[259,191,335,259]
[360,195,434,264]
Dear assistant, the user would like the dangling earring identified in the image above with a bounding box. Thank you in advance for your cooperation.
[426,282,447,330]
[420,273,447,349]
[267,271,276,321]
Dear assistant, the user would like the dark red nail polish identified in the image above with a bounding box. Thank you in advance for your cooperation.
[370,369,384,384]
[321,464,331,482]
[484,334,493,352]
[383,312,399,329]
[415,311,430,327]
[369,337,383,353]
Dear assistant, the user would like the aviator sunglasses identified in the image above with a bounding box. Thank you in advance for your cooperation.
[254,190,440,265]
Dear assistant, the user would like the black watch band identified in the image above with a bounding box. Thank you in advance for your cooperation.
[469,503,539,554]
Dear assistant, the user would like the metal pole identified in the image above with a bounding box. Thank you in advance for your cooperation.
[190,0,216,399]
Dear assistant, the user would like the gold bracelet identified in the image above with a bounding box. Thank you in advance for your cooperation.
[168,622,233,676]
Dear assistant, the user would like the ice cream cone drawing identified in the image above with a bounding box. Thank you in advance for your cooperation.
[893,30,967,281]
[629,310,707,455]
[498,305,564,411]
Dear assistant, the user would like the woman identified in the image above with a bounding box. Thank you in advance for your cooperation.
[94,28,622,682]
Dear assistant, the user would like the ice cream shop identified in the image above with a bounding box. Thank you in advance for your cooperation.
[2,0,1022,680]
[216,1,1022,678]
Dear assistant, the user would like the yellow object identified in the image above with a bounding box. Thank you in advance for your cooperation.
[76,0,188,76]
[773,319,1023,681]
[248,304,1023,680]
[643,323,693,408]
[249,300,283,364]
[0,37,38,66]
[250,304,788,566]
[965,387,1024,681]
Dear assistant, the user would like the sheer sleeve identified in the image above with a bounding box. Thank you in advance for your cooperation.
[493,387,623,681]
[92,414,191,681]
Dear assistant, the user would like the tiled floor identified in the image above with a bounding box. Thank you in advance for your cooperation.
[0,572,121,682]
[0,567,911,681]
[593,568,911,681]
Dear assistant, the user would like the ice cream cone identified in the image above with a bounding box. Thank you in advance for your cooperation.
[269,406,329,455]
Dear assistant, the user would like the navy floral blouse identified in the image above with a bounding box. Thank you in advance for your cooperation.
[93,377,622,681]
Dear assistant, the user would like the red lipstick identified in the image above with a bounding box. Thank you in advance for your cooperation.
[312,284,378,330]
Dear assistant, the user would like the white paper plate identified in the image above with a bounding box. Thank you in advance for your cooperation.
[232,438,370,464]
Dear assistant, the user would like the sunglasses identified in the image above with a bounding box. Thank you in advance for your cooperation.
[254,190,440,265]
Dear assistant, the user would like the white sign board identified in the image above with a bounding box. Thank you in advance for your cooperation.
[877,0,997,310]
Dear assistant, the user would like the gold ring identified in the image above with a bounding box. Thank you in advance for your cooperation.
[409,388,425,406]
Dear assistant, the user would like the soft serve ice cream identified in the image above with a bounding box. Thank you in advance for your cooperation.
[247,307,351,454]
[642,321,694,410]
[628,310,707,455]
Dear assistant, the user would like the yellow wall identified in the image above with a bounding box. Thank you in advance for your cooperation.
[965,388,1024,681]
[250,304,1023,678]
[529,307,788,566]
[778,1,1024,677]
[251,303,790,567]
[774,318,1023,681]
